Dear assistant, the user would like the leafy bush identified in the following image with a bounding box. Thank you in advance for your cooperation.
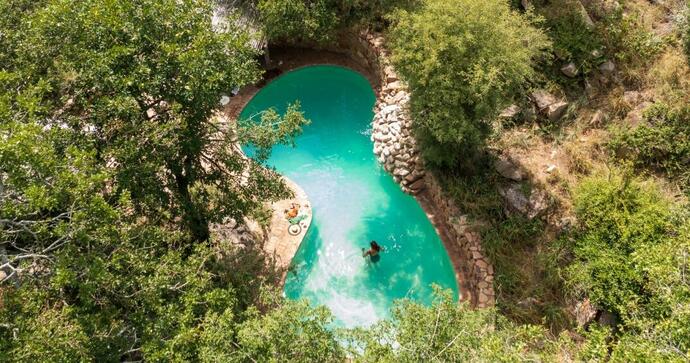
[547,9,603,75]
[257,0,339,43]
[569,173,673,315]
[388,0,550,167]
[257,0,419,43]
[347,288,572,362]
[609,103,690,190]
[568,173,690,360]
[601,9,667,69]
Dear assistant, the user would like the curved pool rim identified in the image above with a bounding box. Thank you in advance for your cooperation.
[239,64,460,327]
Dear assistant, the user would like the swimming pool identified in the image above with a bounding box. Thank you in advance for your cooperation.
[240,65,458,327]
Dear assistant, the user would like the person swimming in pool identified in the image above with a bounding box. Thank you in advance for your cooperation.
[362,241,383,262]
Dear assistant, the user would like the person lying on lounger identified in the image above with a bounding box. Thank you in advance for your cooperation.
[284,203,300,219]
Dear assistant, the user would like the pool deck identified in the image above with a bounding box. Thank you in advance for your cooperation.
[264,177,312,277]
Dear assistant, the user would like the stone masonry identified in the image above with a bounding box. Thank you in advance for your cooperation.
[348,32,495,307]
[424,175,495,308]
[362,34,426,194]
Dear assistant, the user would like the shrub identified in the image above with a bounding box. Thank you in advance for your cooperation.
[609,103,690,190]
[257,0,339,43]
[601,9,667,70]
[546,8,603,75]
[568,173,680,317]
[568,172,690,359]
[388,0,550,167]
[256,0,420,43]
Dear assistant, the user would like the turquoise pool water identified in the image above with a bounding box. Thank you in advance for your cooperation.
[240,65,458,327]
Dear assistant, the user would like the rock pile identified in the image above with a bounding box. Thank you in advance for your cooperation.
[364,35,426,194]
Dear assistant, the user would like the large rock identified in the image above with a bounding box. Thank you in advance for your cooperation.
[380,104,399,116]
[499,183,550,219]
[499,104,521,119]
[494,157,523,181]
[531,90,558,110]
[625,101,653,125]
[409,178,426,191]
[573,298,597,327]
[598,311,618,329]
[623,90,642,106]
[546,101,569,122]
[561,62,579,78]
[385,81,402,91]
[599,60,615,74]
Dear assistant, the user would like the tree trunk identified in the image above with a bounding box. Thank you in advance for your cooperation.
[171,159,209,243]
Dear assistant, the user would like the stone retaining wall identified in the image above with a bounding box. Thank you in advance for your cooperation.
[353,31,495,308]
[300,32,426,193]
[424,175,495,308]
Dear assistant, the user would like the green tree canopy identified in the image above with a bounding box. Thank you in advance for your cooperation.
[0,0,311,360]
[388,0,550,167]
[1,0,308,243]
[568,172,690,360]
[256,0,419,43]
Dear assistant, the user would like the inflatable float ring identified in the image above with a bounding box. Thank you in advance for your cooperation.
[288,224,302,236]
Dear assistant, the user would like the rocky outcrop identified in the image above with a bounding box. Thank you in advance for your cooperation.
[561,62,579,78]
[499,183,550,220]
[365,35,426,194]
[572,298,598,327]
[531,90,569,122]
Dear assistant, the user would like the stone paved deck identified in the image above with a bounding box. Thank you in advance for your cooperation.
[264,177,312,275]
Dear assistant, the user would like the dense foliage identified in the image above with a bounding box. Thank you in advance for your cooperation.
[257,0,419,43]
[346,289,575,362]
[568,173,690,361]
[0,0,311,360]
[387,0,550,167]
[3,0,690,361]
[609,103,690,190]
[546,8,602,76]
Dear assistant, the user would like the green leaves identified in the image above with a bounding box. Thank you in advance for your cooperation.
[235,300,344,362]
[256,0,420,43]
[567,172,690,359]
[238,102,310,163]
[388,0,551,167]
[609,103,690,191]
[258,0,339,43]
